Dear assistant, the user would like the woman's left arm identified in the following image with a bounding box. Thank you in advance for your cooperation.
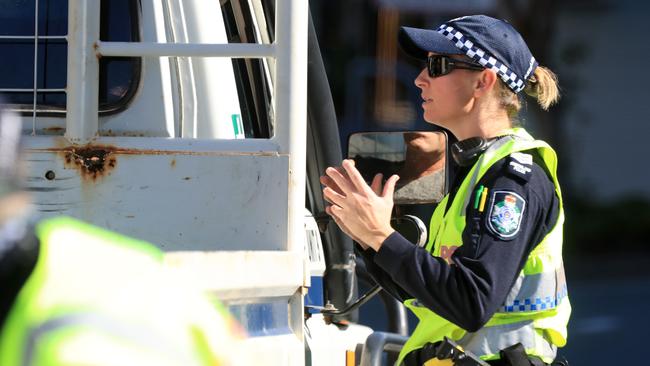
[371,155,560,331]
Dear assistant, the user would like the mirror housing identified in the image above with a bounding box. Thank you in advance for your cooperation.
[348,131,447,205]
[391,215,428,247]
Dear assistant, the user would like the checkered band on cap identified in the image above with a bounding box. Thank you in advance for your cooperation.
[437,24,534,93]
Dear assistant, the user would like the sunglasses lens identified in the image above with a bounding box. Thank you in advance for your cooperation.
[428,56,448,77]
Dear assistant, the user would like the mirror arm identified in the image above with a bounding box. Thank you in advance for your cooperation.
[320,284,382,316]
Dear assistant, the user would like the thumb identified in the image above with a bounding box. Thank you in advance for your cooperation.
[382,175,400,198]
[370,173,383,195]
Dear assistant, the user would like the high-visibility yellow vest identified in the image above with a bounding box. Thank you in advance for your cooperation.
[0,216,238,366]
[398,128,571,365]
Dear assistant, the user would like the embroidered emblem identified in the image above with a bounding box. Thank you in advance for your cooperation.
[487,191,526,239]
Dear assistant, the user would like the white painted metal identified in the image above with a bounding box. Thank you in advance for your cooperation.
[164,251,302,300]
[166,251,304,365]
[20,0,314,363]
[20,0,311,247]
[65,0,100,143]
[273,0,308,257]
[272,5,309,362]
[176,0,242,140]
[24,138,287,251]
[97,42,275,58]
[160,0,198,138]
[305,315,374,366]
[241,334,304,365]
[304,210,326,282]
[151,0,178,139]
[23,135,280,153]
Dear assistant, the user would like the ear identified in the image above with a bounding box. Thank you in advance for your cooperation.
[474,69,498,97]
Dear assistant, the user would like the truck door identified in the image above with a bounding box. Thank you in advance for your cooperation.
[1,0,308,364]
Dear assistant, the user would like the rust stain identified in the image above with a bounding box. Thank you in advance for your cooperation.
[62,145,117,181]
[43,126,65,133]
[36,144,280,157]
[94,42,102,60]
[101,129,147,137]
[32,141,282,182]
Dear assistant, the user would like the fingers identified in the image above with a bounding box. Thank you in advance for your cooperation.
[323,187,346,208]
[320,175,342,195]
[370,173,383,196]
[327,205,345,227]
[382,174,400,198]
[342,159,373,194]
[326,205,363,244]
[325,166,353,194]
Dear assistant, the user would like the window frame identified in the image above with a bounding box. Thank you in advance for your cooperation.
[220,0,274,139]
[0,0,143,117]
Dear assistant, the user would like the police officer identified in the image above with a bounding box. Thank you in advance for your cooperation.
[0,107,244,365]
[321,15,570,366]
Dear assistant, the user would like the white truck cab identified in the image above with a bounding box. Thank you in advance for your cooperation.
[1,0,385,364]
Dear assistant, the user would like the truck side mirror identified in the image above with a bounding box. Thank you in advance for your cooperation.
[348,131,446,205]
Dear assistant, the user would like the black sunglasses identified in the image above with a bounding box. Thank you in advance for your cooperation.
[426,55,485,78]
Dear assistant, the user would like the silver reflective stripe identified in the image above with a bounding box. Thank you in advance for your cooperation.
[460,132,538,216]
[23,312,197,366]
[460,135,515,217]
[499,267,568,313]
[458,320,557,361]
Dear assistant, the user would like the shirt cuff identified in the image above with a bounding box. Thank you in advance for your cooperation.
[375,231,416,274]
[356,243,375,259]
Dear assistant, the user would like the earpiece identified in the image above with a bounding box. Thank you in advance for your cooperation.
[451,136,497,167]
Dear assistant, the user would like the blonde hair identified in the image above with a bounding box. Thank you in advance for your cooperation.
[496,66,560,119]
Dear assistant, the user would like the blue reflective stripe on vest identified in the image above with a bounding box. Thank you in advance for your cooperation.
[499,270,568,313]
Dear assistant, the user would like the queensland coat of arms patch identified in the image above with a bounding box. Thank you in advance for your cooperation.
[486,191,526,239]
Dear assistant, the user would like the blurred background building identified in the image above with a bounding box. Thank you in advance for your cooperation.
[310,0,650,363]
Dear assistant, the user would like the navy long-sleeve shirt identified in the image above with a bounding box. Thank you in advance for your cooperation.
[359,149,560,332]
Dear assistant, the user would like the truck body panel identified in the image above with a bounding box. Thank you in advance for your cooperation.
[3,0,375,363]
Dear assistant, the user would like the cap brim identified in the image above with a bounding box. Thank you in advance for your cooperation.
[398,26,463,60]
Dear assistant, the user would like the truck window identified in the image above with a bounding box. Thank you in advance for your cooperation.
[0,0,140,115]
[221,0,273,138]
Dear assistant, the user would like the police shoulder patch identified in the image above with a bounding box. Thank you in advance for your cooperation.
[486,191,526,239]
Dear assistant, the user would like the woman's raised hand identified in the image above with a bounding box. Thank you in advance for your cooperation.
[321,159,399,251]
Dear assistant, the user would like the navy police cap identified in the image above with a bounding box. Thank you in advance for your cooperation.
[399,15,537,93]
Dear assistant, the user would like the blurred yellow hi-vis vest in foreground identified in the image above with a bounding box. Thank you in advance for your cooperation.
[399,128,571,365]
[0,216,242,366]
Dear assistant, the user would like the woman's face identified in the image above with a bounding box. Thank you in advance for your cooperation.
[414,53,478,129]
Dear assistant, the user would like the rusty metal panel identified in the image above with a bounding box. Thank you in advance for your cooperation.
[24,140,289,251]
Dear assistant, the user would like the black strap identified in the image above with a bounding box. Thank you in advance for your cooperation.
[402,342,439,366]
[403,339,491,366]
